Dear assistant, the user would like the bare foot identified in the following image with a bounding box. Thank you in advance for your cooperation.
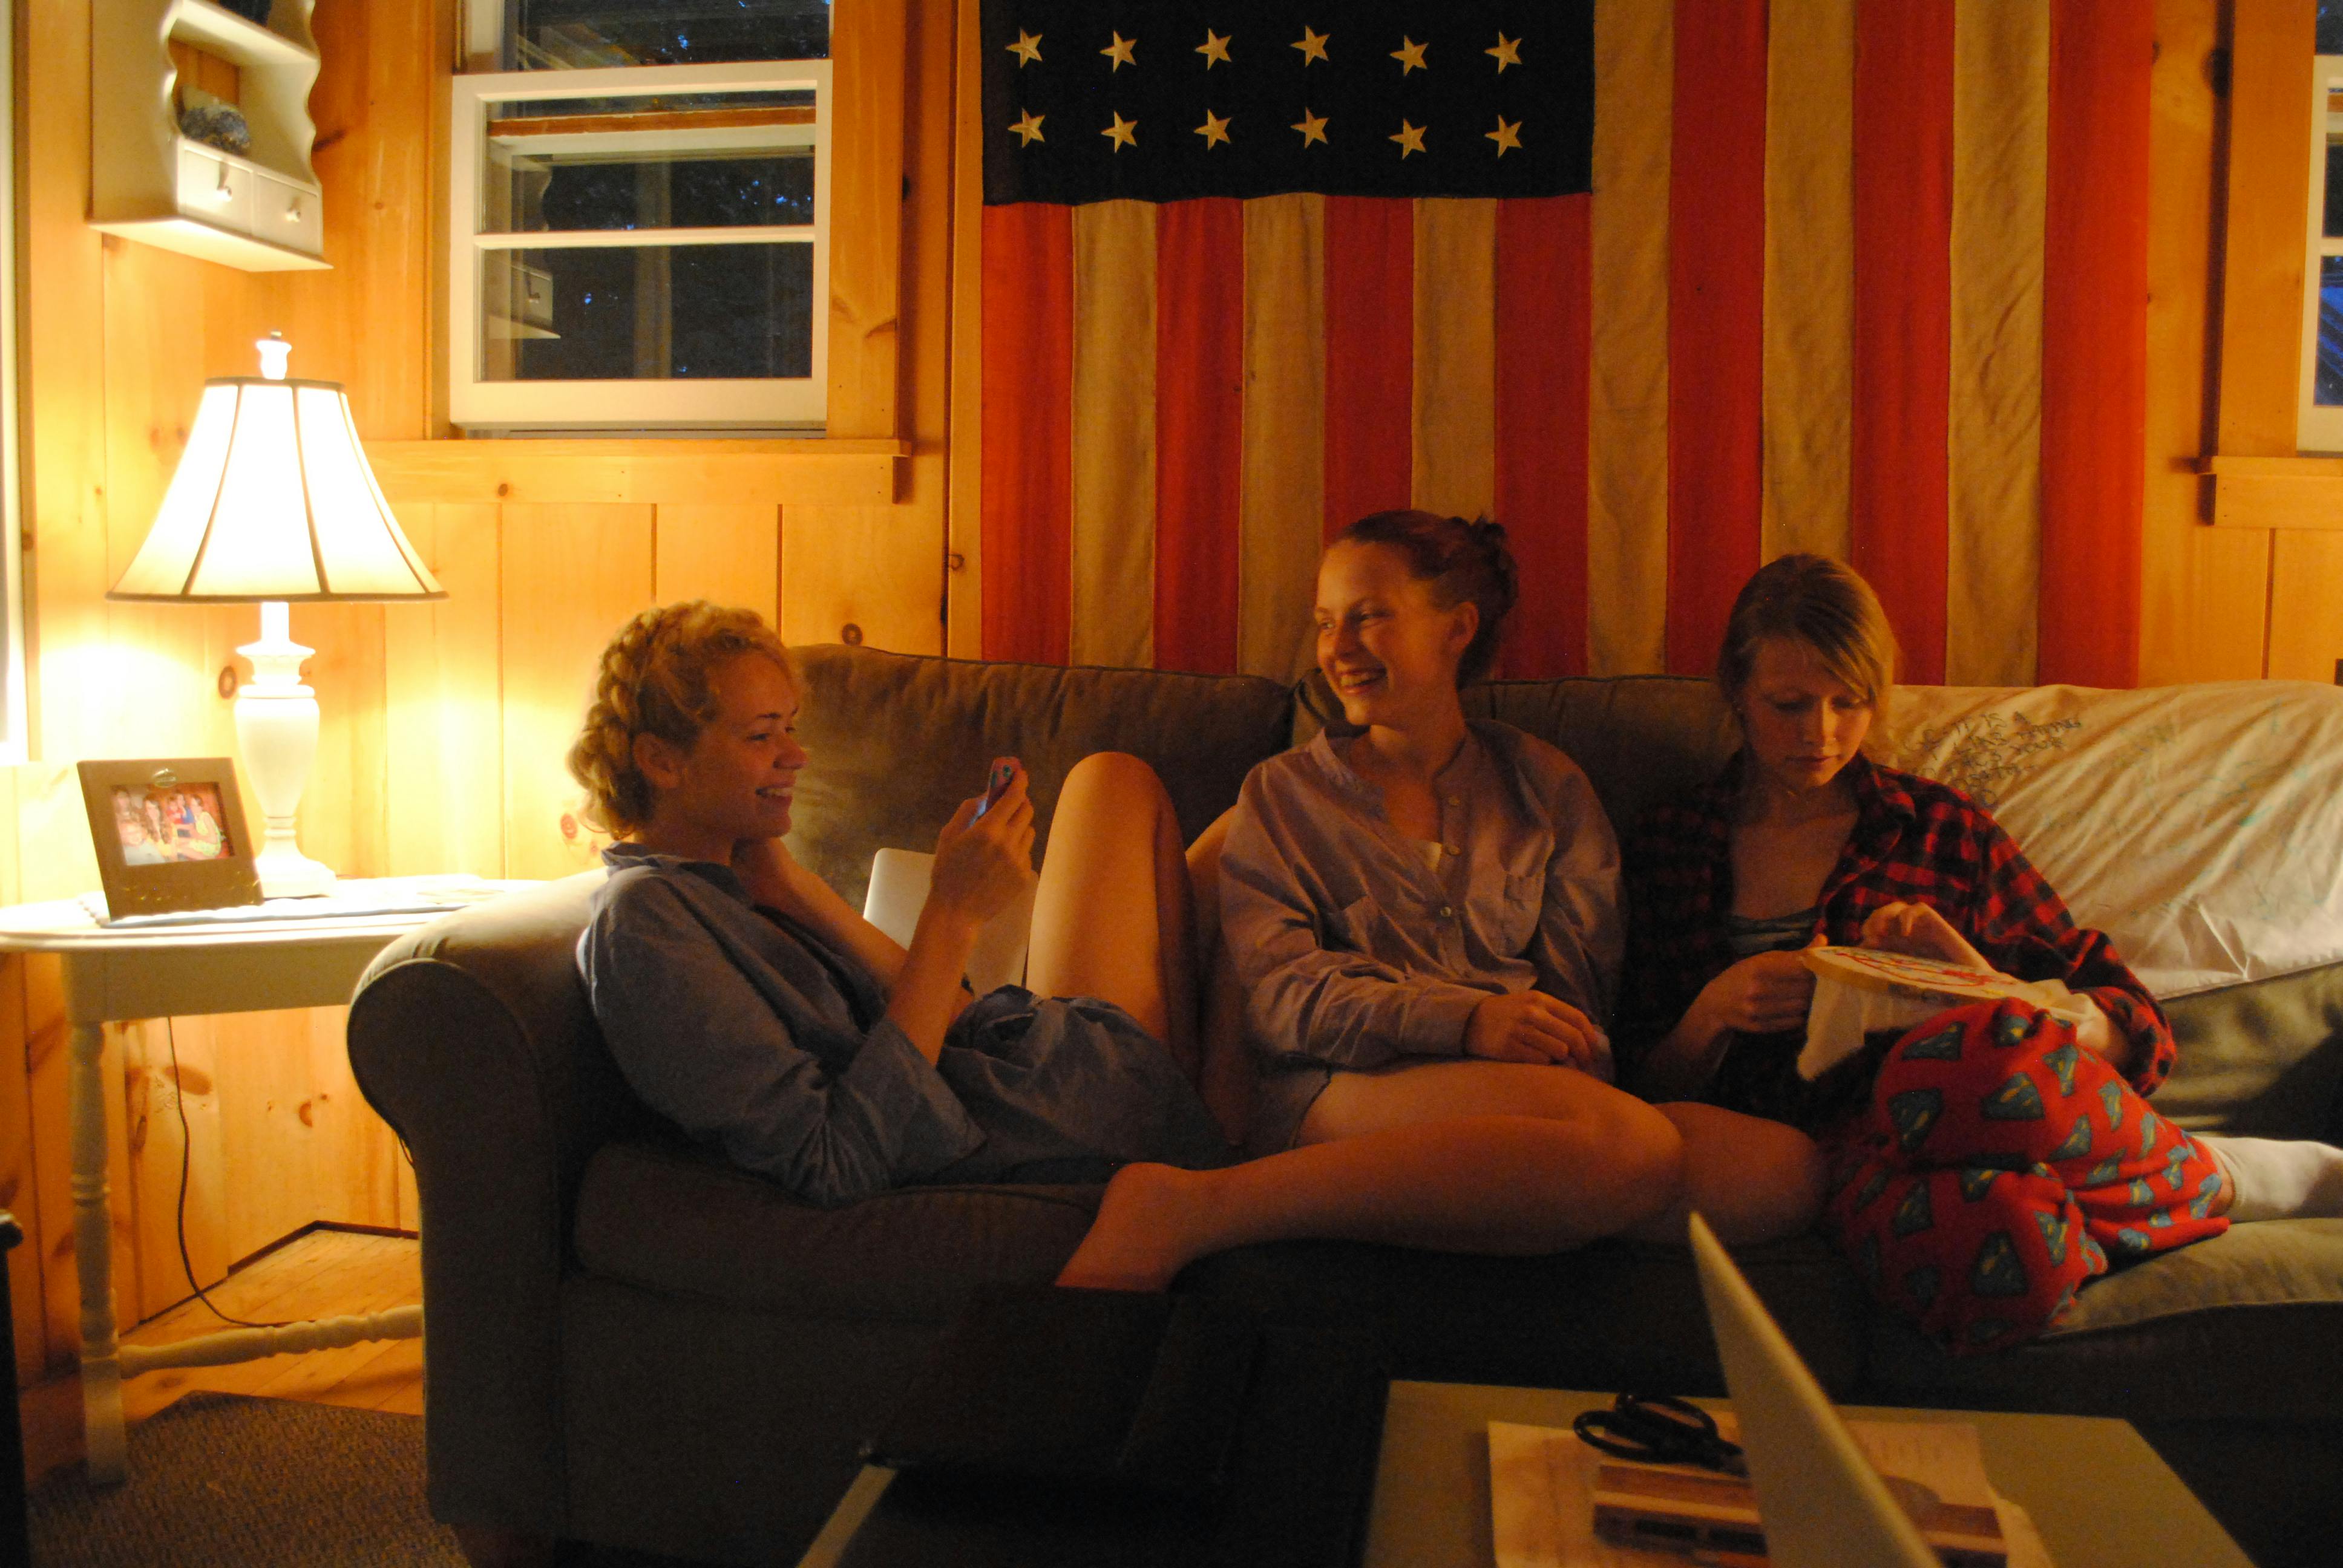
[1055,1162,1209,1291]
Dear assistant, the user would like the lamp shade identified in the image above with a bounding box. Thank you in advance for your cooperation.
[108,377,445,603]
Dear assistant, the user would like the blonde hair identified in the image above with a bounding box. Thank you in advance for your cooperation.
[1716,554,1898,721]
[566,601,794,836]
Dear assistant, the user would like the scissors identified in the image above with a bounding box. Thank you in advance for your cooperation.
[1572,1393,1748,1476]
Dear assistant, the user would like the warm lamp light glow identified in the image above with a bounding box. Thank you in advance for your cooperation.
[109,379,443,603]
[106,333,445,898]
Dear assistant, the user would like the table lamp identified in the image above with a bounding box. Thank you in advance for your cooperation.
[106,333,444,898]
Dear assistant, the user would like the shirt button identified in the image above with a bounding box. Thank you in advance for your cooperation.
[1439,905,1455,918]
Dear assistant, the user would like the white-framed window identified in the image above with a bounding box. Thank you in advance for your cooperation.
[2300,54,2343,451]
[449,8,831,433]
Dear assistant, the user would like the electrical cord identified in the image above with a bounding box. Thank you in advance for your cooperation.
[165,1017,293,1330]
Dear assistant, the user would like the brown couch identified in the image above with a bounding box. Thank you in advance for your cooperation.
[348,645,2343,1567]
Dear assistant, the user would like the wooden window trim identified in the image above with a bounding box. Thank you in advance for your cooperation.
[366,436,908,506]
[2204,1,2327,524]
[436,1,906,444]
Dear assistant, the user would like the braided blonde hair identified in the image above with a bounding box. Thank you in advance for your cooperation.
[567,601,794,837]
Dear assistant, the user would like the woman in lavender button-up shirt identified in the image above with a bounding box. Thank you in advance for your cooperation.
[1056,514,1823,1289]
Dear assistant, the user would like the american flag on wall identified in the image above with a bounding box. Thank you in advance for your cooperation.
[975,1,2151,688]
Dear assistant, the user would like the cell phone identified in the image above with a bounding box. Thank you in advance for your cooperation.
[972,759,1018,820]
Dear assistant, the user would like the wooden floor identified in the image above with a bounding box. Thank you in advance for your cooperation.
[16,1227,423,1491]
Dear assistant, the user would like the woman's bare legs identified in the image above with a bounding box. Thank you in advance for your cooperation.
[1628,1103,1827,1246]
[1057,1060,1685,1290]
[1026,751,1199,1077]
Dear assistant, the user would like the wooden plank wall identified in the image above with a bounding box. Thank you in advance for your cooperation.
[2173,0,2343,684]
[2140,0,2272,684]
[4,0,952,1384]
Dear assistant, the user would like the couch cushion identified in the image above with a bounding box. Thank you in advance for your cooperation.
[1860,1219,2343,1420]
[571,1137,1100,1322]
[2157,958,2343,1142]
[1173,1233,1872,1399]
[789,644,1295,907]
[2050,1217,2343,1335]
[1877,682,2343,998]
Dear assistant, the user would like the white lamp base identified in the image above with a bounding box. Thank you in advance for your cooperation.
[237,602,335,899]
[251,841,335,900]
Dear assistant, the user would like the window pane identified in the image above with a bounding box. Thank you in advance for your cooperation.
[2324,131,2343,239]
[482,244,813,382]
[493,147,813,234]
[2328,139,2343,240]
[493,88,815,122]
[2319,257,2343,407]
[511,0,830,68]
[484,89,815,234]
[2322,3,2343,54]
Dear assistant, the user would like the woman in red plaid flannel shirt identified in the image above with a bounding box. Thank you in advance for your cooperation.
[1617,555,2238,1352]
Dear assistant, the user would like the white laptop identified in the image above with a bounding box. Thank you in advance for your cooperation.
[861,847,1034,996]
[1686,1210,1945,1568]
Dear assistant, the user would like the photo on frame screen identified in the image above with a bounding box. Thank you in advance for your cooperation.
[108,782,236,865]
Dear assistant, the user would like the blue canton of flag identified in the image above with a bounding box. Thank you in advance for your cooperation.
[981,1,1593,204]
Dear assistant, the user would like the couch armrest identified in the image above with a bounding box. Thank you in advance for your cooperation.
[346,873,646,1538]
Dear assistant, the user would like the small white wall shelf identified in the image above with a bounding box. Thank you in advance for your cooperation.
[91,0,329,272]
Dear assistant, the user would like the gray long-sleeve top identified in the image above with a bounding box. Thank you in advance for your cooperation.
[1220,722,1624,1151]
[579,844,1230,1207]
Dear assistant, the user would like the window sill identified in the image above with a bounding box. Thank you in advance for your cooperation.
[2197,455,2343,530]
[365,437,907,508]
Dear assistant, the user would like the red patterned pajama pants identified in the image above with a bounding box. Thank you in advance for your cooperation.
[1821,998,2229,1354]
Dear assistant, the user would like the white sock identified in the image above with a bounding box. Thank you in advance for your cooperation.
[2197,1134,2343,1223]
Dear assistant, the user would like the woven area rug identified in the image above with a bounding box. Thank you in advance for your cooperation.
[28,1391,462,1567]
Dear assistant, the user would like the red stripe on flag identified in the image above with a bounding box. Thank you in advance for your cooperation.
[1153,198,1245,675]
[2040,0,2149,687]
[1495,195,1591,678]
[1851,0,1954,685]
[1667,0,1769,676]
[980,204,1073,665]
[1322,197,1414,543]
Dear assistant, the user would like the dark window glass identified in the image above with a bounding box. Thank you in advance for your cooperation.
[2328,141,2343,239]
[2321,2,2343,54]
[513,0,830,68]
[487,244,813,381]
[2318,257,2343,406]
[503,151,813,233]
[497,88,814,120]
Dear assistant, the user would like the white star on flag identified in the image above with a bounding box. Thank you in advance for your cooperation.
[1486,116,1521,155]
[1293,109,1329,147]
[1101,31,1136,70]
[1009,110,1045,145]
[1101,111,1138,150]
[1391,36,1427,74]
[1198,30,1231,67]
[1391,119,1426,157]
[1196,109,1231,148]
[1487,34,1521,71]
[1293,27,1329,65]
[1006,30,1042,67]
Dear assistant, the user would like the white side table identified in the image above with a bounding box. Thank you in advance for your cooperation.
[0,879,531,1481]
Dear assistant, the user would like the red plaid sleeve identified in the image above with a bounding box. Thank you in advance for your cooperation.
[1827,768,2176,1097]
[1615,797,1736,1076]
[1963,808,2177,1096]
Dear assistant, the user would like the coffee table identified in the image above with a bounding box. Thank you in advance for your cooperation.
[801,1379,2254,1568]
[1364,1381,2254,1568]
